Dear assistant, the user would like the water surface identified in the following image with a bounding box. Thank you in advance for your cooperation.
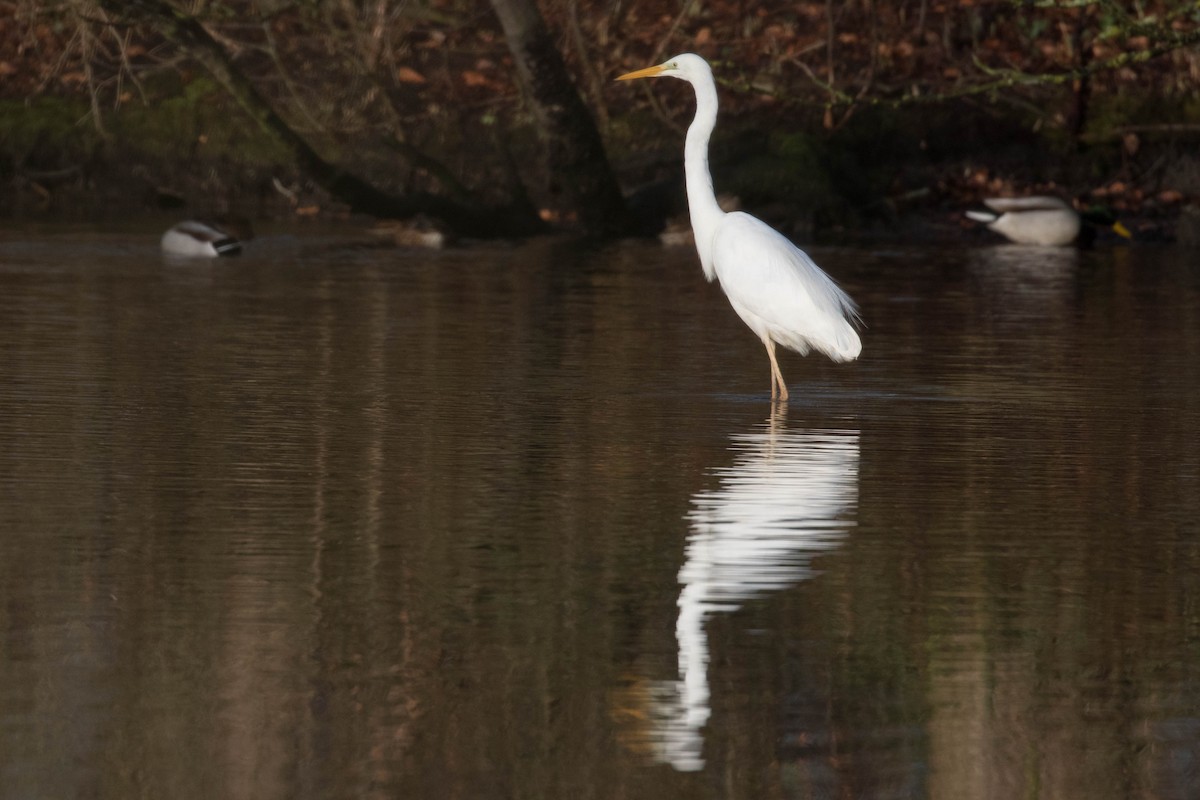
[1,225,1197,799]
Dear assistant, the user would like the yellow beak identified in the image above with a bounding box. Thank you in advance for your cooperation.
[616,64,667,81]
[1111,221,1133,239]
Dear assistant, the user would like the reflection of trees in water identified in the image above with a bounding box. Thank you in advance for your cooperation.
[647,414,860,772]
[11,242,1200,799]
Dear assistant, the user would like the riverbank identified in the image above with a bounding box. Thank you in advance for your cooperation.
[3,102,1193,244]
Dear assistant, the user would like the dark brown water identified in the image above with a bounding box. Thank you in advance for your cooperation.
[1,225,1198,799]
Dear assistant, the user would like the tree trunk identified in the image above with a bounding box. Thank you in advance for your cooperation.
[1067,11,1092,147]
[98,0,543,237]
[489,0,633,237]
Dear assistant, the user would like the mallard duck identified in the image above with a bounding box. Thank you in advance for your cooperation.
[367,215,451,249]
[966,196,1131,246]
[161,219,246,257]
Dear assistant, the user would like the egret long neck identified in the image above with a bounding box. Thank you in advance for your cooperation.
[684,74,724,278]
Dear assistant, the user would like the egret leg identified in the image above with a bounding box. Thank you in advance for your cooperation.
[763,336,788,401]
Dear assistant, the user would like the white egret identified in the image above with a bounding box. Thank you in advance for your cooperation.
[161,219,244,257]
[966,196,1132,246]
[617,54,861,400]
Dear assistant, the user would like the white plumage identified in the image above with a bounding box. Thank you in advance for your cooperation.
[618,54,861,400]
[965,196,1083,246]
[161,220,243,258]
[713,213,862,362]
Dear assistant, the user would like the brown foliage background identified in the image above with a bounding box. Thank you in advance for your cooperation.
[2,0,1199,223]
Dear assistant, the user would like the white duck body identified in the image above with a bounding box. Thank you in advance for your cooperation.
[966,196,1081,246]
[161,220,243,257]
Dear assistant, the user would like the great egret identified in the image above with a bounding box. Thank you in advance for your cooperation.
[617,53,861,400]
[161,219,245,257]
[966,196,1132,246]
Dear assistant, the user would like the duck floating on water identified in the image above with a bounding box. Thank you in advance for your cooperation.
[161,219,247,257]
[367,215,452,249]
[966,196,1131,246]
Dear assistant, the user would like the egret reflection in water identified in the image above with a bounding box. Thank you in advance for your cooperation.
[646,412,860,771]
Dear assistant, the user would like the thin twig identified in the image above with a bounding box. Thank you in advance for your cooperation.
[650,0,699,64]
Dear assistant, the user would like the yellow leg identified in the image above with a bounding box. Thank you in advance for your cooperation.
[763,336,788,401]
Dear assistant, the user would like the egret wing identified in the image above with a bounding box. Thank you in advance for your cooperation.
[712,213,861,362]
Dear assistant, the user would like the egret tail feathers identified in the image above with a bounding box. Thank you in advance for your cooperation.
[776,319,862,363]
[818,321,862,363]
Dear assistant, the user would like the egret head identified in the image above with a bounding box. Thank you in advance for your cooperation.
[616,53,711,83]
